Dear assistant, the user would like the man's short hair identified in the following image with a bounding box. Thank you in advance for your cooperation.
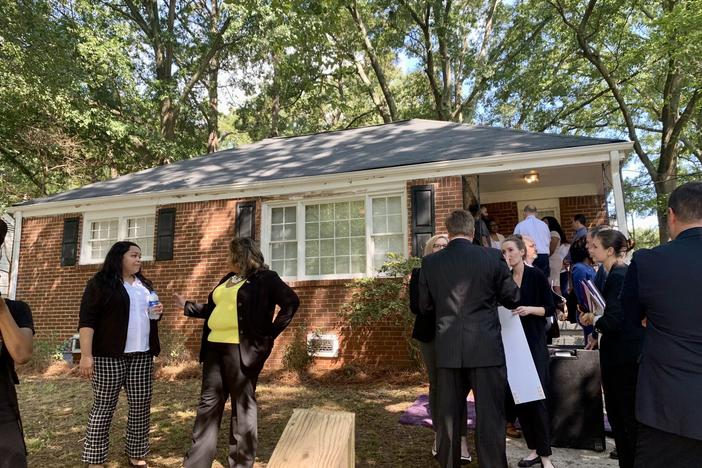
[573,214,587,225]
[0,219,7,246]
[523,204,537,214]
[669,181,702,222]
[445,209,475,237]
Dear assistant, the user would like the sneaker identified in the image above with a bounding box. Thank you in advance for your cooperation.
[609,449,618,459]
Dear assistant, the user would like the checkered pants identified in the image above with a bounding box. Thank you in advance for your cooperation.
[81,352,154,464]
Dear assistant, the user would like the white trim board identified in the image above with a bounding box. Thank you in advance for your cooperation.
[10,144,632,218]
[480,183,601,204]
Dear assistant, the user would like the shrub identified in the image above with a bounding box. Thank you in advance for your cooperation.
[281,322,322,374]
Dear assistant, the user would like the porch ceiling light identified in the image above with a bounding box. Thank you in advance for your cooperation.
[523,172,540,184]
[524,171,539,184]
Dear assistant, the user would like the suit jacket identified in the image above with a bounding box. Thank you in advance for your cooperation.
[621,227,702,440]
[409,267,434,342]
[594,264,643,367]
[418,238,520,368]
[79,277,161,357]
[185,269,299,374]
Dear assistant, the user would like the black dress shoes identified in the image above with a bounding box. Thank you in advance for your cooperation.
[517,456,542,467]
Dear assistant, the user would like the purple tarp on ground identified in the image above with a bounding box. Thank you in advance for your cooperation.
[399,394,611,433]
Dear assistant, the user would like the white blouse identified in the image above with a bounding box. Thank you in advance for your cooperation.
[123,278,151,353]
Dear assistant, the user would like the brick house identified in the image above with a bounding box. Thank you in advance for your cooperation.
[6,120,631,369]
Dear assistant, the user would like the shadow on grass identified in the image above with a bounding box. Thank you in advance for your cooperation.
[19,375,445,467]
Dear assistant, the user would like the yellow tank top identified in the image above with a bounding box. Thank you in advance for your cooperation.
[207,279,245,343]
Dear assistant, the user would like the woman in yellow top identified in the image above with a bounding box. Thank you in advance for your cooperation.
[174,237,299,468]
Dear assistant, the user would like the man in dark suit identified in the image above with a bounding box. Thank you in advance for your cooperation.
[620,181,702,467]
[418,209,520,468]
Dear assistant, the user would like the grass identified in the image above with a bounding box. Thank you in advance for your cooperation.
[18,372,455,467]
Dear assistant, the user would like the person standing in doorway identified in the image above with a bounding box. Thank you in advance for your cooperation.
[514,205,552,278]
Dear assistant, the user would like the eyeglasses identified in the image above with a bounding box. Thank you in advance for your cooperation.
[433,243,447,249]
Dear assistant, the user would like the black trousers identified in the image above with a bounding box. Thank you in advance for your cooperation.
[635,423,702,468]
[436,365,507,468]
[0,419,27,468]
[516,398,552,457]
[601,364,638,468]
[184,343,258,468]
[533,254,550,280]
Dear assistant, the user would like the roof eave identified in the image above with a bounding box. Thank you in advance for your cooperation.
[9,141,633,217]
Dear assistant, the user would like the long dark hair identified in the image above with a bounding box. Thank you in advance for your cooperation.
[94,241,153,290]
[569,236,592,264]
[542,216,566,243]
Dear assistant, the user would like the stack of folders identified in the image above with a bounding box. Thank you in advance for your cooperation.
[582,279,606,316]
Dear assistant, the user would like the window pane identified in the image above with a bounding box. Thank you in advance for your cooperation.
[282,225,296,241]
[372,216,387,234]
[305,205,319,222]
[350,219,365,236]
[284,206,296,223]
[271,260,284,273]
[387,214,403,233]
[271,242,284,260]
[350,200,365,218]
[372,198,386,216]
[306,240,319,257]
[351,255,365,273]
[271,225,284,242]
[334,202,349,220]
[305,222,319,239]
[350,238,365,255]
[335,256,350,274]
[387,196,401,214]
[319,203,333,221]
[284,242,297,260]
[388,234,404,253]
[335,221,349,237]
[335,239,349,256]
[305,257,319,276]
[320,221,334,238]
[320,239,334,256]
[272,208,284,224]
[320,257,335,275]
[283,259,297,277]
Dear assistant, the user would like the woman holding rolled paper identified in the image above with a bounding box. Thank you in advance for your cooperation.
[579,230,642,468]
[502,235,557,468]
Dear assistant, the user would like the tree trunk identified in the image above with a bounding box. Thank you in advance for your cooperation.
[269,52,281,138]
[206,60,220,153]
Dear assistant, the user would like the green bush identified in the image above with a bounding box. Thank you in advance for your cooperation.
[341,253,422,368]
[20,335,67,373]
[281,322,322,374]
[158,329,193,365]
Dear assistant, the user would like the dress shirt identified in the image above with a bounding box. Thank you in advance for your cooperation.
[513,215,551,254]
[123,278,151,353]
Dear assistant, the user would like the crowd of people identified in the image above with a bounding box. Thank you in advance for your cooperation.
[408,180,702,468]
[0,181,700,468]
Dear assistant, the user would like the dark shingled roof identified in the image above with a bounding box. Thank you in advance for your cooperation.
[19,119,625,206]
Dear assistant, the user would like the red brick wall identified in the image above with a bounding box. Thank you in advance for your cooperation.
[559,195,608,240]
[14,183,607,372]
[16,197,416,370]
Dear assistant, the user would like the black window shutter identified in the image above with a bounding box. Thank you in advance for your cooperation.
[235,202,256,239]
[155,208,176,261]
[411,185,435,256]
[61,218,80,266]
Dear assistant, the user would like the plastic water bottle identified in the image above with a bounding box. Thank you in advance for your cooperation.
[147,291,161,319]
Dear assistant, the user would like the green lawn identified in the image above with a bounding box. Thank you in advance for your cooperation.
[18,373,449,467]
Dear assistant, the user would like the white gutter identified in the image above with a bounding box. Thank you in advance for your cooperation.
[609,150,629,237]
[8,211,22,299]
[9,141,634,218]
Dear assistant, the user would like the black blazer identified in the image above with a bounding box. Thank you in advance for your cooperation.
[409,267,434,342]
[418,238,520,368]
[621,227,702,440]
[78,278,161,357]
[185,269,299,374]
[594,264,643,367]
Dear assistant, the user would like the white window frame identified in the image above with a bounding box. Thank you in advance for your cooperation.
[261,191,408,280]
[80,207,156,265]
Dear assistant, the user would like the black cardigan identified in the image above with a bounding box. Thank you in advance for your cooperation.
[184,269,299,374]
[409,267,434,342]
[595,264,644,367]
[78,278,161,357]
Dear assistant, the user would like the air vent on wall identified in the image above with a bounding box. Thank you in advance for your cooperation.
[307,333,339,358]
